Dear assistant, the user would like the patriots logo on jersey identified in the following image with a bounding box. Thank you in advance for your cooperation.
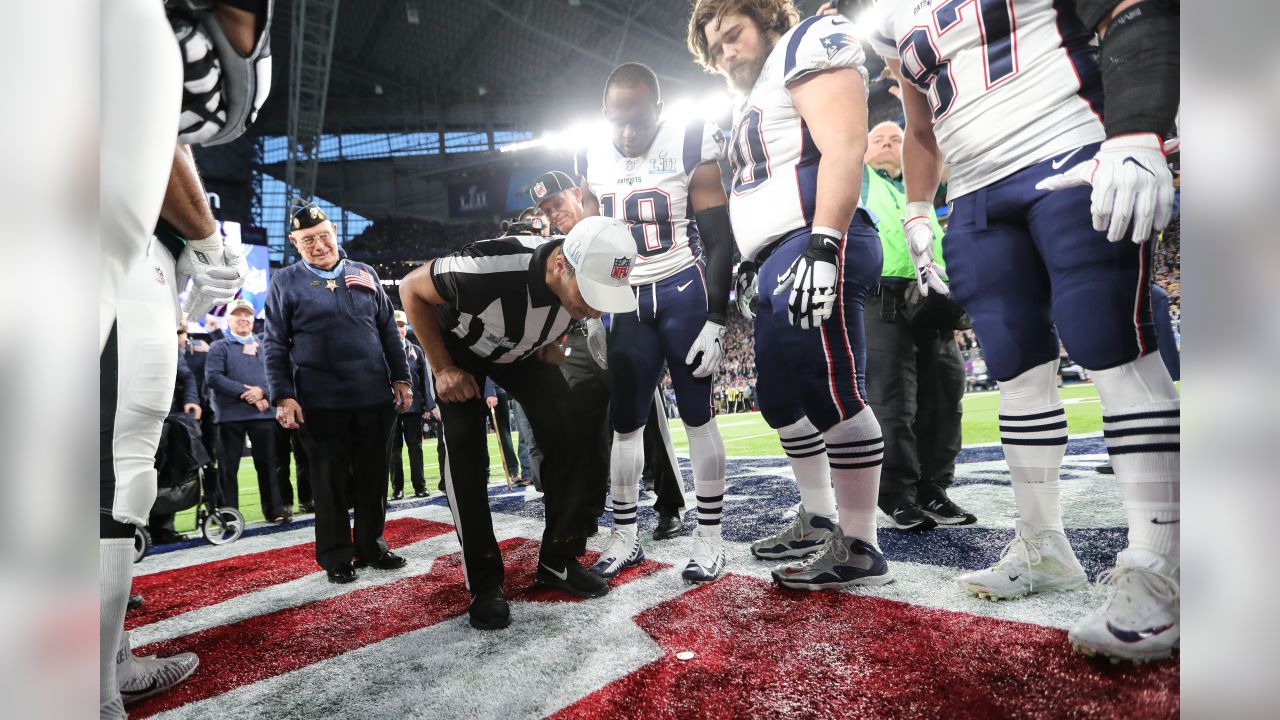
[821,33,855,59]
[611,256,632,281]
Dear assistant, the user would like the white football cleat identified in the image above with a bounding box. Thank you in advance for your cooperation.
[682,533,726,584]
[957,522,1087,600]
[589,527,644,579]
[1069,548,1180,663]
[116,631,199,705]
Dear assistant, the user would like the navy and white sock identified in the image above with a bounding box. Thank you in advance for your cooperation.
[823,408,883,545]
[997,360,1068,535]
[777,416,836,519]
[1092,353,1180,560]
[685,420,726,538]
[609,428,644,536]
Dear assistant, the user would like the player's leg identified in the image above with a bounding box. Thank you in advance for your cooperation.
[1027,174,1180,661]
[944,185,1087,600]
[758,218,892,590]
[657,266,725,582]
[594,291,664,578]
[100,0,182,352]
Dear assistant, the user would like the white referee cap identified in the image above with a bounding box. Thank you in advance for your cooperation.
[562,216,638,313]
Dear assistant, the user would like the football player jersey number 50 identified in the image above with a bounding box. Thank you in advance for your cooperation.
[600,191,674,256]
[896,0,1020,121]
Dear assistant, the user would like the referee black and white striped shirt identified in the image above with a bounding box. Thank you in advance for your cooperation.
[431,236,574,363]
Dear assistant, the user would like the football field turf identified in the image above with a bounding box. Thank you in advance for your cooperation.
[174,383,1106,533]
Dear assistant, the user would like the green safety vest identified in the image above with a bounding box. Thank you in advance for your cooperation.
[861,166,946,280]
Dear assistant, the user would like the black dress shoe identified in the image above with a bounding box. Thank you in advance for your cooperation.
[535,557,610,598]
[127,594,144,612]
[413,490,430,499]
[391,491,405,501]
[652,512,684,540]
[469,587,511,630]
[354,551,407,570]
[150,529,189,545]
[327,562,357,584]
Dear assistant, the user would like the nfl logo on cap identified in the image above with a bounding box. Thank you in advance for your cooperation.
[611,257,631,281]
[533,182,547,199]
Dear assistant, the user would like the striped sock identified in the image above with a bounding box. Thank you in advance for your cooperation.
[823,408,883,545]
[685,420,726,538]
[997,360,1068,535]
[1093,354,1180,560]
[609,428,643,535]
[777,416,836,519]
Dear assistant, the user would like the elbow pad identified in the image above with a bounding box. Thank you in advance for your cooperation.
[1097,0,1180,137]
[694,205,735,325]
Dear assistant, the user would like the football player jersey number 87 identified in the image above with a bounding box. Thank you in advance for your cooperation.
[897,0,1020,121]
[600,191,675,256]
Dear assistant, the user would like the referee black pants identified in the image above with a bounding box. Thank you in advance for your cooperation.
[559,331,611,527]
[440,341,590,596]
[298,404,397,570]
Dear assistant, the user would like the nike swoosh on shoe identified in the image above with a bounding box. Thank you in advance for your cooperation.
[541,564,568,581]
[1105,621,1175,643]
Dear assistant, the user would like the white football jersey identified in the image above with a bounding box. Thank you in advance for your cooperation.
[870,0,1106,200]
[575,118,724,286]
[727,15,869,262]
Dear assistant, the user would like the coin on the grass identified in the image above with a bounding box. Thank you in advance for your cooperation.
[676,651,695,661]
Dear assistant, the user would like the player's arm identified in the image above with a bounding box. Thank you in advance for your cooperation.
[160,145,216,240]
[163,145,249,318]
[684,160,734,377]
[887,58,950,296]
[790,67,868,239]
[400,261,479,403]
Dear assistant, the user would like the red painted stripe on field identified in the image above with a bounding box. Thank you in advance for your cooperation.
[126,518,454,630]
[553,573,1179,720]
[129,538,665,718]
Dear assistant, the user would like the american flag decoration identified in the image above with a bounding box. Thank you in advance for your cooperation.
[345,266,378,292]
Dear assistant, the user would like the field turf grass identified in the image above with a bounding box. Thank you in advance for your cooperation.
[173,383,1106,533]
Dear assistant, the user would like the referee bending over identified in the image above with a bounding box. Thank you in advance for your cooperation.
[400,216,638,630]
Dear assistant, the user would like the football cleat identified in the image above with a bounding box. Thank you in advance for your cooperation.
[771,526,892,590]
[682,534,726,584]
[589,528,644,579]
[957,522,1087,600]
[116,631,199,706]
[750,505,835,560]
[1069,548,1179,663]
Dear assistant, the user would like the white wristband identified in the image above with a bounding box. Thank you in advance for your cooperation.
[811,226,844,239]
[187,230,222,252]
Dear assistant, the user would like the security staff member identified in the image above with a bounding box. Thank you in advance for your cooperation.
[206,299,288,523]
[400,215,638,631]
[861,122,973,530]
[266,201,413,583]
[391,310,430,499]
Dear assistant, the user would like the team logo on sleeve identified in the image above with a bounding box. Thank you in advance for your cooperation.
[821,33,855,59]
[611,256,633,281]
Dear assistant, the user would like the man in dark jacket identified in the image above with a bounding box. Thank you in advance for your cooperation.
[266,201,413,583]
[391,310,429,499]
[206,299,288,523]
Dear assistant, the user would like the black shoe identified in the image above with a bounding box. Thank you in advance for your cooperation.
[354,551,407,570]
[150,530,188,545]
[920,497,977,526]
[327,562,357,584]
[391,491,405,501]
[1097,462,1115,475]
[468,587,511,630]
[535,558,610,598]
[885,503,938,531]
[127,595,144,612]
[413,490,429,499]
[652,512,683,540]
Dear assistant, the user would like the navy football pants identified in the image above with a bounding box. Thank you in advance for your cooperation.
[945,143,1156,382]
[755,210,883,433]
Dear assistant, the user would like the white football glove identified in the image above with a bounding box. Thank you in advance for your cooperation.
[903,202,950,297]
[685,321,726,378]
[1035,133,1174,243]
[584,317,608,369]
[735,261,759,320]
[773,230,840,330]
[177,233,248,319]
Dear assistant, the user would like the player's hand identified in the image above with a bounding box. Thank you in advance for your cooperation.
[735,261,759,320]
[584,317,608,369]
[903,202,950,297]
[393,381,414,413]
[1035,134,1174,243]
[434,365,479,404]
[178,234,248,318]
[773,230,840,329]
[685,321,727,378]
[275,398,304,429]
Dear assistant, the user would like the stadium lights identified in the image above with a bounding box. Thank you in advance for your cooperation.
[497,92,733,154]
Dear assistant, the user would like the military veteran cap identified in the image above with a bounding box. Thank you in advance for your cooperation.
[290,199,329,231]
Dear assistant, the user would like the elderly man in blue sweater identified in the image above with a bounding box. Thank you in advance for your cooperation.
[266,201,413,583]
[206,299,288,523]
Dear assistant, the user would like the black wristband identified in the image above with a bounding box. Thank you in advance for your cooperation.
[694,205,735,323]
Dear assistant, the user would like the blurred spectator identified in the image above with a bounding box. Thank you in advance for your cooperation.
[485,380,519,485]
[206,299,289,523]
[390,311,430,499]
